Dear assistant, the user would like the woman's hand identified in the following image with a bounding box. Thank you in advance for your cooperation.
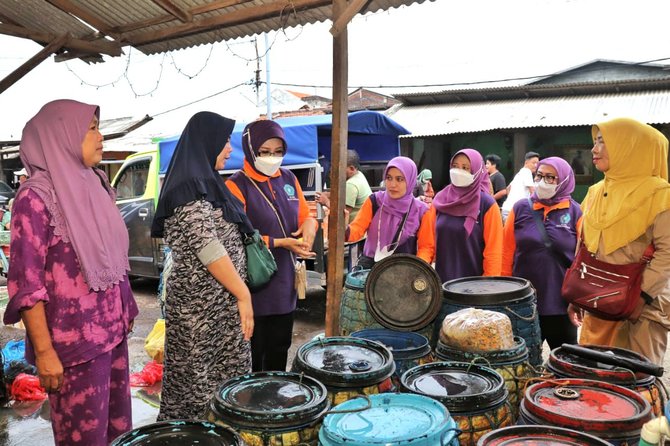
[35,348,64,393]
[567,303,583,327]
[292,219,318,250]
[278,237,316,258]
[236,293,254,341]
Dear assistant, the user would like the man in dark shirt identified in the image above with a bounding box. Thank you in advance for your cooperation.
[485,154,507,207]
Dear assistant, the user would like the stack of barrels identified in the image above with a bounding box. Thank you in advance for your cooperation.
[111,255,666,446]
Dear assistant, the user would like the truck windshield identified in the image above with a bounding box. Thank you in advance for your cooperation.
[115,160,150,200]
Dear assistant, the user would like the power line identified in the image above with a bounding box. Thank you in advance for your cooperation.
[263,57,670,91]
[152,81,252,117]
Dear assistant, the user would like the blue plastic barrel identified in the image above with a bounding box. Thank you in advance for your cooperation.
[350,328,433,385]
[440,276,543,367]
[319,393,459,446]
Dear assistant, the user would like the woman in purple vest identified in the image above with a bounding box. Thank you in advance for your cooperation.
[227,120,318,372]
[417,148,503,282]
[346,156,429,269]
[502,156,582,349]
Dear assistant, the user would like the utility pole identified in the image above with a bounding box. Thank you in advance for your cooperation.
[265,33,272,119]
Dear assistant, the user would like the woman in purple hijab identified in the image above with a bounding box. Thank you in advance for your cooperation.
[3,100,138,445]
[502,156,581,349]
[417,148,503,282]
[347,156,429,268]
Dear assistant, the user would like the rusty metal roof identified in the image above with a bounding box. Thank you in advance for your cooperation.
[386,90,670,137]
[0,0,430,58]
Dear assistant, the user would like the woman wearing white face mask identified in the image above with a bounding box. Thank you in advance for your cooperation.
[227,119,318,372]
[417,148,503,283]
[502,156,582,349]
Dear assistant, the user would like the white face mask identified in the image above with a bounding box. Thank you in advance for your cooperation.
[535,180,558,200]
[450,168,475,187]
[254,156,283,176]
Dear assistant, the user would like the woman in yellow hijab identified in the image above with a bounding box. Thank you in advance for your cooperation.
[568,117,670,365]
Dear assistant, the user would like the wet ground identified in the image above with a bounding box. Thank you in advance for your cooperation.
[0,277,327,445]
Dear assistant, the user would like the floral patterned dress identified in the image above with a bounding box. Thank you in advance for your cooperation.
[157,199,251,420]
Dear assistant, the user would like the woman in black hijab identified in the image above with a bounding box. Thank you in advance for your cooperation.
[152,111,254,420]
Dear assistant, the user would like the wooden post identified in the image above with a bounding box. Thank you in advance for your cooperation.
[0,33,70,95]
[324,0,349,337]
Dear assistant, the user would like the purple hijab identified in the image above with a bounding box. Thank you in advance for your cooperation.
[432,148,490,235]
[531,156,575,206]
[241,119,288,177]
[365,156,427,256]
[19,99,129,291]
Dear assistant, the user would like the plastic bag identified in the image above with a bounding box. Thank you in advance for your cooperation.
[440,308,515,352]
[10,373,47,401]
[2,340,26,372]
[130,361,164,387]
[144,319,165,364]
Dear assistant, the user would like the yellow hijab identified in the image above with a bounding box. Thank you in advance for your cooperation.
[583,117,670,254]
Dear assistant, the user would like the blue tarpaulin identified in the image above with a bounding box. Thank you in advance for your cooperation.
[158,110,410,175]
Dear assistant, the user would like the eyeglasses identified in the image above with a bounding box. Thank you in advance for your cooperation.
[258,149,285,158]
[534,173,558,184]
[245,129,285,157]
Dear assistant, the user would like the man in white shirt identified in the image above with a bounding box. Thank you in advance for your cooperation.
[501,151,540,223]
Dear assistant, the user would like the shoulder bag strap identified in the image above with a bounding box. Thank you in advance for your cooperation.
[242,171,288,238]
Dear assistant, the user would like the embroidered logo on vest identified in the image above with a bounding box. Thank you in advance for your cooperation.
[560,213,571,225]
[284,184,296,198]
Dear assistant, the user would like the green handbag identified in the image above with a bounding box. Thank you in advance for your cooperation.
[244,230,277,291]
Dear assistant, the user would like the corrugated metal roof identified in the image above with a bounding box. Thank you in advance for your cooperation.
[0,0,431,56]
[386,91,670,138]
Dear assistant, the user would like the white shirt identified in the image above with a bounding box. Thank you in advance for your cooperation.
[502,167,534,212]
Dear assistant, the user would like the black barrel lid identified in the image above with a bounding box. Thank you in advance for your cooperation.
[548,344,654,385]
[110,420,243,445]
[401,362,507,413]
[442,276,533,305]
[210,371,329,429]
[364,254,442,331]
[292,337,395,388]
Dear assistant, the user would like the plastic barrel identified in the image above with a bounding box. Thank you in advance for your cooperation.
[339,268,382,336]
[110,420,245,445]
[477,425,615,446]
[435,336,534,419]
[319,393,459,446]
[547,344,667,417]
[441,276,543,367]
[206,371,330,446]
[291,336,395,406]
[350,328,434,387]
[401,361,514,446]
[520,378,652,445]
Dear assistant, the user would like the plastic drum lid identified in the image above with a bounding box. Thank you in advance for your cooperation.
[292,337,395,388]
[211,371,329,429]
[547,344,655,385]
[364,254,442,331]
[401,362,508,413]
[477,425,614,446]
[349,328,431,360]
[319,393,458,446]
[442,276,533,305]
[522,378,652,431]
[110,420,243,446]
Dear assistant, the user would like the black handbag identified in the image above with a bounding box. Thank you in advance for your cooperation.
[244,230,277,291]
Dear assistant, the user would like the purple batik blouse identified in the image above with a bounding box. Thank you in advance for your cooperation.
[3,189,138,368]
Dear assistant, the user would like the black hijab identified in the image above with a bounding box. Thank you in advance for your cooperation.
[151,111,254,238]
